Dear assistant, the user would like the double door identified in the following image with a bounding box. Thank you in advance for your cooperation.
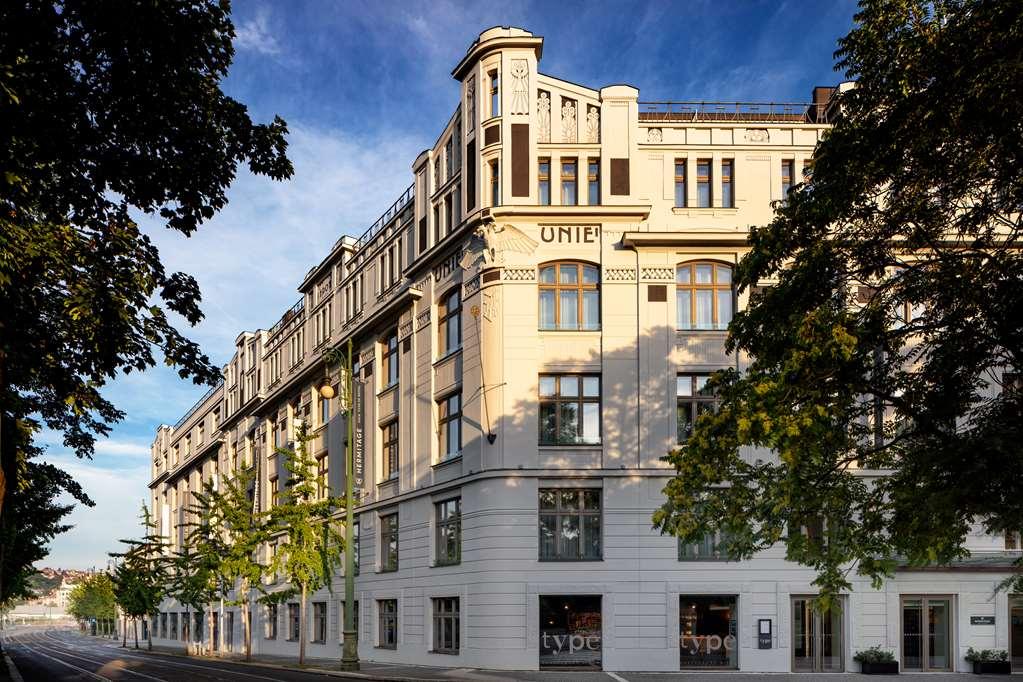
[792,597,844,672]
[902,596,952,671]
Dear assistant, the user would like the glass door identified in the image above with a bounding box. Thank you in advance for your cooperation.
[792,597,844,672]
[901,596,952,671]
[1011,596,1023,672]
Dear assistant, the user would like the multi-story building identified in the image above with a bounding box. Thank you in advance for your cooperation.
[147,27,1022,673]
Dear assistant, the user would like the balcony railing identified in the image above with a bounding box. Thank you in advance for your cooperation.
[267,298,305,340]
[354,183,415,251]
[638,101,832,124]
[173,379,224,432]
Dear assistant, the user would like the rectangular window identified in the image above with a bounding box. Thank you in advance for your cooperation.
[679,595,738,668]
[316,455,328,500]
[677,374,718,442]
[782,159,795,196]
[438,393,462,461]
[438,288,461,355]
[538,158,550,205]
[679,527,732,560]
[433,204,441,244]
[432,598,460,654]
[674,159,687,207]
[489,70,499,117]
[489,160,500,207]
[382,420,398,481]
[587,158,600,205]
[721,159,734,208]
[269,476,279,508]
[312,602,327,643]
[444,195,452,239]
[435,498,461,566]
[378,599,398,649]
[380,512,398,572]
[287,603,299,641]
[538,488,602,560]
[697,159,711,207]
[1006,530,1022,550]
[561,159,578,205]
[381,331,398,388]
[539,374,601,445]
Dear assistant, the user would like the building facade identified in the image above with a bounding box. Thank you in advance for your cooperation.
[147,27,1023,673]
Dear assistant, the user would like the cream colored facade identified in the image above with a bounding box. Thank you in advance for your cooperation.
[147,27,1022,672]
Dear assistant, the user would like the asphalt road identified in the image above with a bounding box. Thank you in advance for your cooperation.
[2,627,345,681]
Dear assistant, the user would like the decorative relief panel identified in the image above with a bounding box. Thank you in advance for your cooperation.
[745,128,769,143]
[561,99,577,143]
[646,127,663,143]
[603,267,637,282]
[503,267,537,281]
[398,320,413,340]
[415,309,431,331]
[537,90,551,143]
[509,60,529,115]
[586,105,600,143]
[359,350,374,367]
[414,277,430,292]
[640,267,674,281]
[463,275,481,296]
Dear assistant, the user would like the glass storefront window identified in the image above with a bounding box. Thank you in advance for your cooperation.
[539,595,601,669]
[1011,596,1023,671]
[679,596,738,669]
[901,596,952,671]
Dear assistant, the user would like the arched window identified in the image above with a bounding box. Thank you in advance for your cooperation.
[539,262,600,330]
[676,262,733,331]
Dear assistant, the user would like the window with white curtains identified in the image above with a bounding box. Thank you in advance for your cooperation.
[676,262,733,331]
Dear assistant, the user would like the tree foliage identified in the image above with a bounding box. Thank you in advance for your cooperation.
[0,0,293,515]
[110,504,172,649]
[67,572,117,624]
[655,0,1023,605]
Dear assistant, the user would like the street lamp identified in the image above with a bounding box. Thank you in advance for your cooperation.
[320,338,359,671]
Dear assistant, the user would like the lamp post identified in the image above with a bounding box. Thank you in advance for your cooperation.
[320,338,359,671]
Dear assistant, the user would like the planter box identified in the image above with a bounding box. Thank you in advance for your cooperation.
[971,660,1011,674]
[860,660,899,674]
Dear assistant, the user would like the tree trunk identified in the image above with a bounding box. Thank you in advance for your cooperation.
[121,614,127,647]
[147,614,152,651]
[299,584,306,665]
[133,617,138,649]
[218,597,224,654]
[242,580,251,662]
[207,603,214,656]
[184,606,190,654]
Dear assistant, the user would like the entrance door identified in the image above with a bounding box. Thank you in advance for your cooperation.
[1010,596,1023,672]
[792,597,844,672]
[902,596,952,671]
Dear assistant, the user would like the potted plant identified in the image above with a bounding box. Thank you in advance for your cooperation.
[965,647,1010,674]
[854,646,899,674]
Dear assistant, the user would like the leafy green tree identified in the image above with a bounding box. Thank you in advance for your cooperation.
[655,0,1023,606]
[177,489,224,656]
[110,504,172,650]
[111,560,147,648]
[67,572,117,636]
[0,0,293,518]
[169,540,216,654]
[265,421,344,665]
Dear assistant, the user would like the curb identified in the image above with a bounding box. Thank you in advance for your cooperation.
[3,652,25,682]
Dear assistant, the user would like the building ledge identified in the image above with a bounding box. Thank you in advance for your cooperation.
[622,231,750,248]
[491,204,650,221]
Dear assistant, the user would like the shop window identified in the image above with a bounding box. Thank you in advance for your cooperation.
[676,262,733,331]
[538,262,600,331]
[680,596,738,669]
[901,596,952,671]
[539,595,602,669]
[538,488,601,560]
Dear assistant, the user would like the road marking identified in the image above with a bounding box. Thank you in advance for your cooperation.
[9,638,112,681]
[606,672,630,682]
[18,632,169,682]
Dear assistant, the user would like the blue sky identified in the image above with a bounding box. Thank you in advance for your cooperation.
[39,0,858,569]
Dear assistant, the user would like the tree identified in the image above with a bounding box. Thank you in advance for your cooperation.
[110,504,172,650]
[175,491,224,656]
[169,540,217,655]
[207,466,268,661]
[265,421,344,665]
[0,0,293,518]
[67,573,117,636]
[655,0,1023,607]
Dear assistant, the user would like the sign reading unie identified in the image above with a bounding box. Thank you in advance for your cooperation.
[539,226,600,244]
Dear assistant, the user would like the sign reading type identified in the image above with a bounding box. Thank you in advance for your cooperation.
[351,379,365,491]
[970,615,995,625]
[757,619,772,649]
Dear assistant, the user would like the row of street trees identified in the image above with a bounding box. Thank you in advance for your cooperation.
[105,423,344,664]
[67,572,117,636]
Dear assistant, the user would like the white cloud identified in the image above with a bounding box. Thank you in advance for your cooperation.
[234,8,282,57]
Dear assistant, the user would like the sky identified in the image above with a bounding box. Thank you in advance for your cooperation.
[38,0,859,570]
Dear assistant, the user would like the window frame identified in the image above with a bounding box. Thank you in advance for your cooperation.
[782,158,795,196]
[676,373,719,443]
[438,288,462,356]
[489,160,500,207]
[431,597,460,654]
[538,487,603,561]
[381,331,399,388]
[674,158,688,207]
[437,392,462,462]
[538,261,601,331]
[587,158,600,205]
[538,158,551,205]
[287,602,300,641]
[434,497,462,567]
[381,420,399,481]
[379,511,399,572]
[377,599,398,649]
[560,158,578,205]
[316,455,328,500]
[312,601,327,643]
[721,158,734,208]
[538,374,602,446]
[696,158,712,207]
[675,261,734,331]
[488,70,499,118]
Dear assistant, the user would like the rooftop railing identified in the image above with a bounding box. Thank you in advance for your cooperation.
[173,379,224,431]
[638,101,832,124]
[353,183,415,251]
[268,297,305,340]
